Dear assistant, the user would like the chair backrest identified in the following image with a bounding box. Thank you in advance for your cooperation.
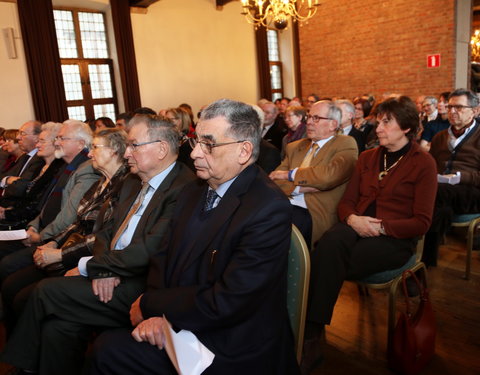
[286,224,311,363]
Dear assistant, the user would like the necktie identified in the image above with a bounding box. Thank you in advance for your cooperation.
[110,183,150,249]
[300,143,319,168]
[204,189,219,211]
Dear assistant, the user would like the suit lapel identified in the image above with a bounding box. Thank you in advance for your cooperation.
[167,164,257,284]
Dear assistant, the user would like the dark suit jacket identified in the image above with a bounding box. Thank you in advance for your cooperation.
[263,116,287,150]
[87,161,196,279]
[140,164,299,374]
[1,154,45,198]
[347,126,366,154]
[256,139,281,174]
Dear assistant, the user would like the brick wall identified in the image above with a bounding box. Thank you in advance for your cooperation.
[298,0,457,100]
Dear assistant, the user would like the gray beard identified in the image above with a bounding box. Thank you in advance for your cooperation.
[54,149,65,159]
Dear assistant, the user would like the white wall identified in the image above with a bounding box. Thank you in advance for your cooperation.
[0,2,35,128]
[131,0,260,115]
[0,0,261,127]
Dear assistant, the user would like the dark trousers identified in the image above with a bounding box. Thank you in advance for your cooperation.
[292,205,312,248]
[1,275,145,375]
[2,264,46,335]
[307,223,414,326]
[90,328,177,375]
[423,184,480,266]
[0,246,35,280]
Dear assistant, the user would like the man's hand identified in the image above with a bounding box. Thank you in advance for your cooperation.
[347,214,382,237]
[131,317,166,349]
[64,267,81,277]
[92,277,121,303]
[33,247,62,267]
[6,176,20,185]
[130,294,144,327]
[23,227,41,246]
[268,170,289,181]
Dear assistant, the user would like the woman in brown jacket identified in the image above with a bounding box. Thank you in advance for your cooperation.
[302,96,438,373]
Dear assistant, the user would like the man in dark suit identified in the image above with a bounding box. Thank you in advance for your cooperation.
[336,99,366,153]
[1,116,196,375]
[0,120,45,197]
[89,99,299,375]
[259,100,288,150]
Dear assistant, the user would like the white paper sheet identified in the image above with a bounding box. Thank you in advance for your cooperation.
[0,229,27,241]
[437,172,460,185]
[163,319,215,375]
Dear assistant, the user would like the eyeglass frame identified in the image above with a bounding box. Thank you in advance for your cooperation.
[126,139,162,152]
[55,136,81,142]
[446,104,474,112]
[306,114,332,123]
[91,144,110,150]
[188,137,245,154]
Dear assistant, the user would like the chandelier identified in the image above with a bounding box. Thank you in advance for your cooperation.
[240,0,320,30]
[471,29,480,62]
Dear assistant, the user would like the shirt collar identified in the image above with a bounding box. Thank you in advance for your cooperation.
[210,175,238,199]
[146,161,176,191]
[27,148,38,157]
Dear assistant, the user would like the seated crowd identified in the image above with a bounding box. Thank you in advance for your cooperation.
[0,88,477,375]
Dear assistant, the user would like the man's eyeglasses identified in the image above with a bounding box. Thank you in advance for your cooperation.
[446,104,473,112]
[91,144,109,150]
[19,131,35,137]
[55,136,77,142]
[126,140,162,152]
[306,114,331,123]
[188,138,245,154]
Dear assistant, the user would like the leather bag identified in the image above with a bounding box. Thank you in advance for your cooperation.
[388,270,436,375]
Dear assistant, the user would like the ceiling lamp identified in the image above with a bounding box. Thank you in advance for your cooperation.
[471,30,480,62]
[240,0,320,30]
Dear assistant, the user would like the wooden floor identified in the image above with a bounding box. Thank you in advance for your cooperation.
[0,231,478,374]
[313,229,480,375]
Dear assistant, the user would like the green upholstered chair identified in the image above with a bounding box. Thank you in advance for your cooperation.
[355,236,427,351]
[287,225,311,363]
[450,214,480,280]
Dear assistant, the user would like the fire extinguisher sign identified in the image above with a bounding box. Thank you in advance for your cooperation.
[427,54,441,68]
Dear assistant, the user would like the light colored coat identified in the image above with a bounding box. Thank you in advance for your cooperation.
[275,135,358,246]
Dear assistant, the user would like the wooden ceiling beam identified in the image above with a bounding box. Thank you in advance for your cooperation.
[128,0,160,8]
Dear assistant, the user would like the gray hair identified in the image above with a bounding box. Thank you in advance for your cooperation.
[318,100,342,130]
[94,128,128,163]
[335,99,355,118]
[41,122,62,138]
[129,115,180,155]
[449,88,479,107]
[423,96,438,106]
[63,119,93,149]
[201,99,261,162]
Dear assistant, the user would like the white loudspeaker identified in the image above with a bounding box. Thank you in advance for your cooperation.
[2,27,17,59]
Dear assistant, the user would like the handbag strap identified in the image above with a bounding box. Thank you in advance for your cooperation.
[401,270,425,315]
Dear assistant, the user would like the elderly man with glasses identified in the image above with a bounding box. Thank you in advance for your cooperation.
[0,120,45,197]
[269,100,358,248]
[423,88,480,266]
[86,99,299,375]
[1,115,196,375]
[0,120,98,269]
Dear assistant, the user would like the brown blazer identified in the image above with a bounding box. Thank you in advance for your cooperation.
[274,135,358,245]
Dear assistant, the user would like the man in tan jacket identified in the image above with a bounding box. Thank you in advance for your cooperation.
[269,100,358,247]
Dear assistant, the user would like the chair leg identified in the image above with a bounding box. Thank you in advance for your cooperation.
[387,277,400,353]
[465,219,478,280]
